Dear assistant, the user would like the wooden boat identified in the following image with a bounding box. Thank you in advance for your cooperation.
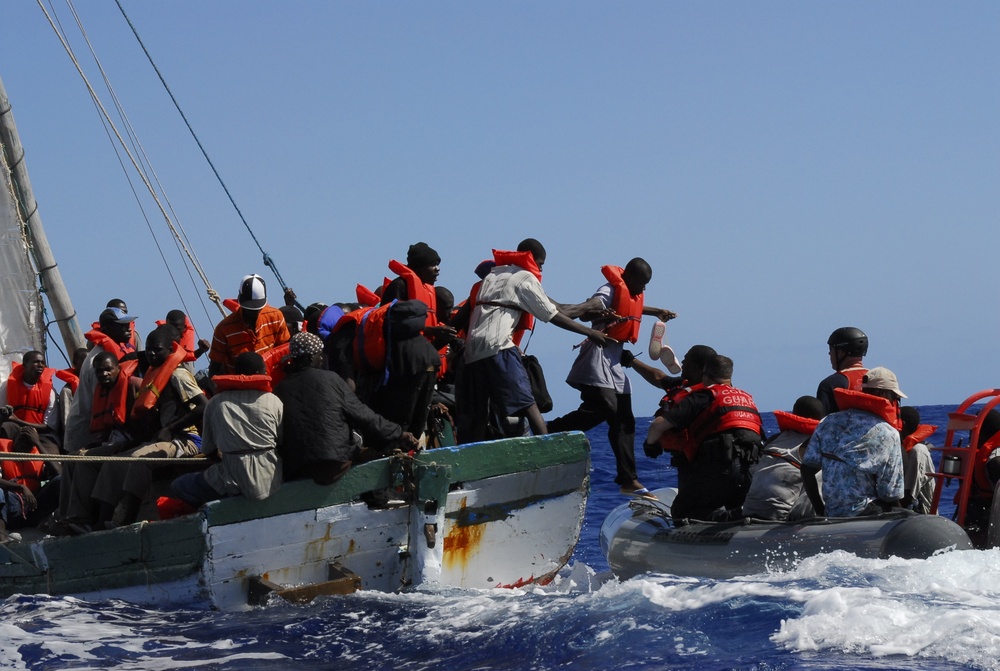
[0,74,591,609]
[600,488,973,580]
[0,433,589,609]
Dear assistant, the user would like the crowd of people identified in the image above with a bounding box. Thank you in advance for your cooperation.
[0,238,987,541]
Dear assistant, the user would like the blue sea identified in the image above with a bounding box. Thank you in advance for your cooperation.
[4,405,999,671]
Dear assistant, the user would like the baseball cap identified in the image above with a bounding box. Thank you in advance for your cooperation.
[862,367,907,399]
[238,274,267,310]
[99,307,137,325]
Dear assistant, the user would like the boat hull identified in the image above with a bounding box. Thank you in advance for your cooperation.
[601,488,974,580]
[0,432,590,609]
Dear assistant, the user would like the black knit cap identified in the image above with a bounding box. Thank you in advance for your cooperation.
[407,242,441,268]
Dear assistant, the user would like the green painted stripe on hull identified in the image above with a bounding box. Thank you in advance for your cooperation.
[0,516,205,597]
[204,431,591,527]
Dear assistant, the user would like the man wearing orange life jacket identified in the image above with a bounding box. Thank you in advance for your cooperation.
[741,395,825,521]
[801,367,905,517]
[456,238,611,444]
[64,325,206,531]
[171,352,283,508]
[898,406,937,514]
[327,300,440,437]
[816,327,869,416]
[548,258,677,499]
[53,351,142,527]
[0,350,64,475]
[642,355,764,522]
[380,242,458,377]
[208,274,291,377]
[160,310,211,366]
[0,437,44,541]
[64,307,138,455]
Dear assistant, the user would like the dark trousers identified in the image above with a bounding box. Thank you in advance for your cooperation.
[548,386,637,487]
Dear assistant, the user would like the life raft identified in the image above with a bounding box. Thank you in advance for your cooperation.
[600,487,973,580]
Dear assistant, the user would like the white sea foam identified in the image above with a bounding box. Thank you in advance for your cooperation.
[763,548,1000,670]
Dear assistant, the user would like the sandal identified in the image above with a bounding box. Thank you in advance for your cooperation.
[621,486,659,501]
[647,320,666,360]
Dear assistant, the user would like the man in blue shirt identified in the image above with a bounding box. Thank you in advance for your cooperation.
[802,367,905,517]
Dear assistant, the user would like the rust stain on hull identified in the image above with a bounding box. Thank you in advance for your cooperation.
[442,497,485,570]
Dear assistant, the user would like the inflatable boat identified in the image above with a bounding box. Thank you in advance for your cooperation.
[600,488,974,580]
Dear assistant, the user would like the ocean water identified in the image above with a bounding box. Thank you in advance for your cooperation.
[3,405,998,671]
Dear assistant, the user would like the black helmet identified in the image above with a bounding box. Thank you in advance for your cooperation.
[827,327,868,356]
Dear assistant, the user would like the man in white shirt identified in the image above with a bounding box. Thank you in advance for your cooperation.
[456,238,609,444]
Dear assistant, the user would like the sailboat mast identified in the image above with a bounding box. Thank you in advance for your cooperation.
[0,75,86,358]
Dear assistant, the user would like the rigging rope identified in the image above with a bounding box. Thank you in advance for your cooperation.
[60,0,218,330]
[114,0,300,307]
[36,0,226,318]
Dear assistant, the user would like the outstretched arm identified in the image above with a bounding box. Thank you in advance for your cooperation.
[551,296,604,321]
[549,312,609,347]
[642,306,678,322]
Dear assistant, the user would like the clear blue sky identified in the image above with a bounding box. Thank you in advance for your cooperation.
[2,2,998,415]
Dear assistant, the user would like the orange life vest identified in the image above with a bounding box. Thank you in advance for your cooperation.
[657,382,704,458]
[0,439,44,493]
[773,410,820,436]
[333,304,391,373]
[356,284,380,307]
[831,387,902,430]
[156,316,198,362]
[839,366,868,391]
[89,360,138,434]
[902,424,937,453]
[600,265,644,343]
[84,329,134,360]
[261,343,290,387]
[56,368,80,394]
[6,364,55,425]
[688,384,764,449]
[973,434,1000,500]
[212,374,273,393]
[387,260,438,329]
[131,342,189,419]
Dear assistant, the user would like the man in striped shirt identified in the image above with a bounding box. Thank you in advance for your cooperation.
[208,274,291,377]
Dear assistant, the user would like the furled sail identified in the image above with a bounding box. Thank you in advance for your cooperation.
[0,150,44,385]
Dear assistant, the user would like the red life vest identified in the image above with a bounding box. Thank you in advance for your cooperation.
[56,368,80,394]
[0,439,44,493]
[973,434,1000,500]
[831,387,902,430]
[89,360,138,434]
[902,424,937,453]
[6,364,55,425]
[84,329,134,360]
[333,304,391,372]
[657,383,704,458]
[387,260,438,329]
[131,342,189,419]
[840,366,868,391]
[356,284,380,307]
[688,384,764,449]
[261,342,291,387]
[212,374,273,393]
[156,316,198,362]
[600,265,644,343]
[773,410,820,436]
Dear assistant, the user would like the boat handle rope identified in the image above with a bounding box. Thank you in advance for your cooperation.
[0,453,209,464]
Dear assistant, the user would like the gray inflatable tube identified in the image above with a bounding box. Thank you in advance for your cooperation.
[600,488,974,580]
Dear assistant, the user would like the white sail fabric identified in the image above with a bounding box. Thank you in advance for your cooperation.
[0,148,44,386]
